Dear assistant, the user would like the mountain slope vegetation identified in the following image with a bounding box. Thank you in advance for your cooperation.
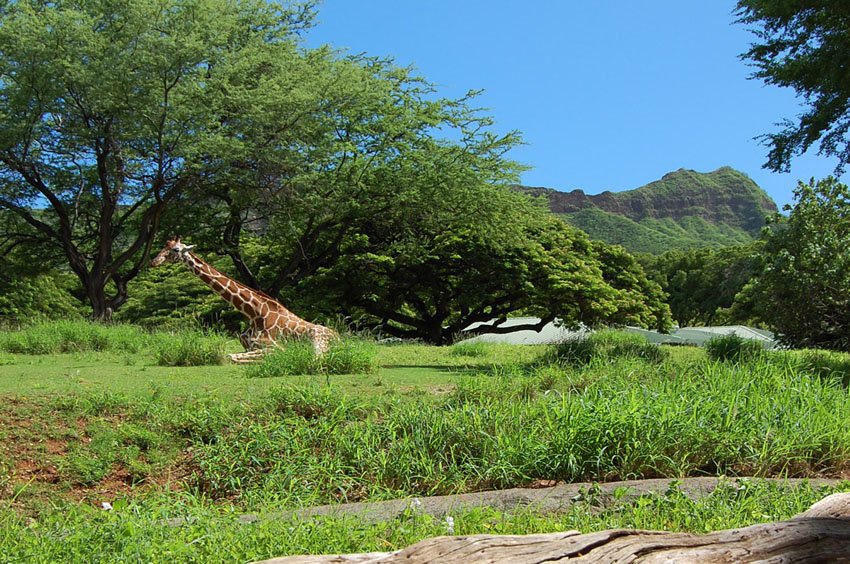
[520,167,778,254]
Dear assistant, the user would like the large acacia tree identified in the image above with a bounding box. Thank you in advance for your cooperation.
[298,150,672,344]
[0,0,315,318]
[737,1,850,173]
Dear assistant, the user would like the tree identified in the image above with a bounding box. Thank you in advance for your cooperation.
[736,1,850,173]
[301,161,672,344]
[179,59,521,303]
[639,245,760,327]
[743,177,850,350]
[0,0,315,318]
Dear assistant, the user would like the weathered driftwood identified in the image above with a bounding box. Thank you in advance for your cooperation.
[257,492,850,564]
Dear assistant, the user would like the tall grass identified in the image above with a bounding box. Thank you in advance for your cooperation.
[540,330,668,367]
[0,319,150,354]
[0,320,229,365]
[189,353,850,505]
[151,329,228,366]
[246,337,378,378]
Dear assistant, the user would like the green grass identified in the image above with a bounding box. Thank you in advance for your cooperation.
[705,333,767,364]
[246,337,379,378]
[0,479,845,563]
[1,322,850,560]
[151,329,228,366]
[539,330,668,367]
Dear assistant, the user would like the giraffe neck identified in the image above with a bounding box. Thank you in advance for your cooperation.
[180,252,274,318]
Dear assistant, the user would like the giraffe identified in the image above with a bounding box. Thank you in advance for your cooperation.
[150,236,337,364]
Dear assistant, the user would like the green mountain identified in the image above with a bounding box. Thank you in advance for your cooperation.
[520,167,778,254]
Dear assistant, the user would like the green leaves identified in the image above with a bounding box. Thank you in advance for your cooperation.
[305,176,672,344]
[745,177,850,350]
[736,1,850,173]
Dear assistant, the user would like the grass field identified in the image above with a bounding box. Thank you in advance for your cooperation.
[0,321,848,562]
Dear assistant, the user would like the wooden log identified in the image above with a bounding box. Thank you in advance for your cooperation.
[256,492,850,564]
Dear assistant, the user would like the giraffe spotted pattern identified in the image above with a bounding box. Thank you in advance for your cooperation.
[150,237,337,363]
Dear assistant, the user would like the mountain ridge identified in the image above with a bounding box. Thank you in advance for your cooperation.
[518,167,778,254]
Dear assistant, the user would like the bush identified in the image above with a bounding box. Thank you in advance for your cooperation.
[152,329,227,366]
[705,334,766,363]
[541,330,668,367]
[246,337,378,378]
[0,273,85,323]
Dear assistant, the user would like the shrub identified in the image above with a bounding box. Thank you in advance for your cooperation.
[246,337,378,378]
[152,329,227,366]
[705,334,766,363]
[0,273,85,323]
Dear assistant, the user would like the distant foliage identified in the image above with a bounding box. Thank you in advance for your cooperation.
[640,244,760,327]
[116,264,241,332]
[591,242,673,331]
[705,334,766,364]
[554,167,773,254]
[0,271,85,324]
[565,209,754,255]
[246,338,378,378]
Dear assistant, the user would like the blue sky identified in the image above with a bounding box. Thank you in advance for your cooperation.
[304,1,845,209]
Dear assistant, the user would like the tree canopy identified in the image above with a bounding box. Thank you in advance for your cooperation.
[302,178,671,344]
[639,245,760,327]
[741,177,850,350]
[736,1,850,173]
[0,0,315,318]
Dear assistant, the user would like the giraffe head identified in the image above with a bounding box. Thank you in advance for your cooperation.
[150,236,196,267]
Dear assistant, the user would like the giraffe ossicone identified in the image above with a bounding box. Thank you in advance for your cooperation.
[150,236,337,364]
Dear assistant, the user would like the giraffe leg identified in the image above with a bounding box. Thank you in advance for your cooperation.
[311,326,337,356]
[228,349,266,364]
[229,330,280,364]
[239,329,253,350]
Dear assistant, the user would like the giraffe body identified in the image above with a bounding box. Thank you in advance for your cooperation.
[151,237,336,363]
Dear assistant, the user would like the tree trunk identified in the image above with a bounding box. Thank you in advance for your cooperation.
[257,492,850,564]
[86,279,110,321]
[84,274,127,321]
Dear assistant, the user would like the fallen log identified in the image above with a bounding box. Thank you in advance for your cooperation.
[257,492,850,563]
